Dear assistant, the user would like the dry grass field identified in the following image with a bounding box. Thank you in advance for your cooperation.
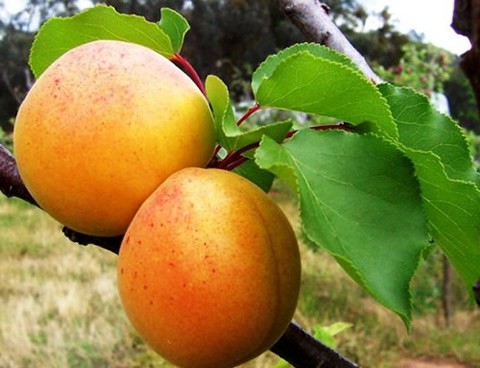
[0,188,479,368]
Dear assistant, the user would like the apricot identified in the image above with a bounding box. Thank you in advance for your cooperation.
[13,40,215,236]
[117,168,301,368]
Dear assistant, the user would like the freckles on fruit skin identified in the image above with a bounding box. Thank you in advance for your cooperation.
[117,168,301,368]
[13,40,215,236]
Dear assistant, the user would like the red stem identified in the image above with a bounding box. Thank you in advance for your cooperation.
[212,144,222,158]
[237,103,261,126]
[216,123,352,171]
[208,103,261,167]
[216,141,259,170]
[224,156,249,171]
[172,54,206,96]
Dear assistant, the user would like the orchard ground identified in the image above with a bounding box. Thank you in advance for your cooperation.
[0,183,479,368]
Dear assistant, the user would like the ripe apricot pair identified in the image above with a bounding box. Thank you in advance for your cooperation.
[14,40,301,368]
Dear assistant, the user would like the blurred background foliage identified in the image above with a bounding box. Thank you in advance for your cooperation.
[0,0,479,138]
[1,2,480,366]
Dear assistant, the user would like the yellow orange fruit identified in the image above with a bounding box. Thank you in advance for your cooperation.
[117,168,301,368]
[14,40,215,236]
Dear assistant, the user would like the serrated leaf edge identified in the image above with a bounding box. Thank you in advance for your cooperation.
[305,130,420,326]
[206,75,292,152]
[205,75,238,149]
[29,5,174,77]
[255,51,398,140]
[157,7,190,54]
[257,130,431,327]
[378,83,479,186]
[252,42,359,95]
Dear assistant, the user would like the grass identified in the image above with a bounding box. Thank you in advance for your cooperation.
[0,191,479,368]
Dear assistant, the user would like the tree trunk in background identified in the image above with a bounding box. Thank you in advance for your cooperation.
[442,256,454,328]
[452,0,480,309]
[452,0,480,114]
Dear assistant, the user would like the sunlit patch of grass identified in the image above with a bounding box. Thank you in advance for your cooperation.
[0,245,131,366]
[0,197,64,257]
[0,195,137,367]
[399,312,480,365]
[269,184,480,368]
[1,191,480,367]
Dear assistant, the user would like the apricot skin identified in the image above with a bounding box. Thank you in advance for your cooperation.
[117,168,301,368]
[13,40,215,236]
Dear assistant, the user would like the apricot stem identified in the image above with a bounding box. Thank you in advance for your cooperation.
[224,156,249,171]
[215,141,257,170]
[208,103,259,167]
[172,54,206,95]
[208,102,261,168]
[215,123,352,171]
[237,102,261,126]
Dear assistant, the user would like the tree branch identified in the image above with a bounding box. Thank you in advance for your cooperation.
[0,143,36,204]
[271,322,359,368]
[277,0,382,84]
[0,143,122,254]
[62,227,122,254]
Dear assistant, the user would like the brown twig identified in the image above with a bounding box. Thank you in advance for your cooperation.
[271,322,359,368]
[0,143,36,205]
[277,0,382,84]
[61,227,122,254]
[0,144,122,253]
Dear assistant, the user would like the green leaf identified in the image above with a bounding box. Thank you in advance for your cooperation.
[252,43,359,93]
[273,359,291,368]
[313,322,353,348]
[157,8,190,54]
[407,150,480,293]
[377,84,480,292]
[313,327,336,349]
[255,130,430,326]
[30,5,174,78]
[205,75,292,151]
[233,158,274,193]
[379,84,479,184]
[252,45,397,139]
